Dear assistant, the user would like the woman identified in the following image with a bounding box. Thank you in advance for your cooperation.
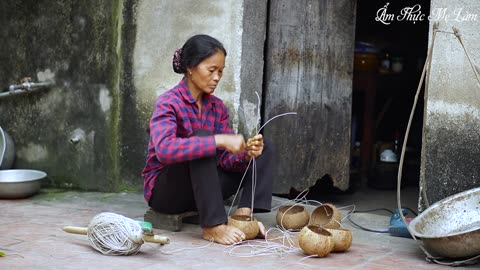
[142,34,275,245]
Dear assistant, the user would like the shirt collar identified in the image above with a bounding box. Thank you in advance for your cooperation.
[178,78,215,105]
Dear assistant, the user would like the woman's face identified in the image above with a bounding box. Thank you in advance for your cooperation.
[187,50,225,96]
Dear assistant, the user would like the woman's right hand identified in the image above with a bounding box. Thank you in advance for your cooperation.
[214,134,246,155]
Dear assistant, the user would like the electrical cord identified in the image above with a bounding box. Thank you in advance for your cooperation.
[347,207,417,233]
[404,207,418,216]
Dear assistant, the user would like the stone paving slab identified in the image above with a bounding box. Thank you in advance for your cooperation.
[0,187,477,269]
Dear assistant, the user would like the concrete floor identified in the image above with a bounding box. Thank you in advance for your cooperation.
[0,185,477,269]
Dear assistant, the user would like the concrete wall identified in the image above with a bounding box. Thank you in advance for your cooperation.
[0,1,122,191]
[122,0,268,184]
[133,0,244,122]
[0,0,267,191]
[421,0,480,206]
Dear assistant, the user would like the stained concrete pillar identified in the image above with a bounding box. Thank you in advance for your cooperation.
[421,1,480,207]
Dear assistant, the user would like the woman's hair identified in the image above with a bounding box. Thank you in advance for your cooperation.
[172,34,227,74]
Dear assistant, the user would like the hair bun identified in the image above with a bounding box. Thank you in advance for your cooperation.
[172,48,183,74]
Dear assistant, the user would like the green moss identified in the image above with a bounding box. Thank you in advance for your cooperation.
[44,175,82,190]
[34,188,72,202]
[106,0,123,191]
[118,181,143,193]
[99,193,116,202]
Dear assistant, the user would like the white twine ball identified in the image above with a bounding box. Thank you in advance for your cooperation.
[87,212,144,255]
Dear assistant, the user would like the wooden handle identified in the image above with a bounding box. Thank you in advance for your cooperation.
[63,226,169,244]
[63,226,88,235]
[143,234,170,244]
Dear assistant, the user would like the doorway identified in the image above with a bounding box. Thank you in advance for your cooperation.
[351,0,431,190]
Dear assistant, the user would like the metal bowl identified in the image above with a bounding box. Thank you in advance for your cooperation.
[0,169,47,199]
[409,187,480,258]
[0,127,15,169]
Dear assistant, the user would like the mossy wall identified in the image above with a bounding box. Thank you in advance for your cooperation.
[0,1,267,192]
[0,1,122,191]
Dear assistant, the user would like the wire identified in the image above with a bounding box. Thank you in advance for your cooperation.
[347,208,418,234]
[353,208,394,214]
[349,208,392,233]
[405,207,418,216]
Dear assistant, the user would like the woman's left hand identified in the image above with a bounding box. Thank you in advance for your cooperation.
[246,134,264,161]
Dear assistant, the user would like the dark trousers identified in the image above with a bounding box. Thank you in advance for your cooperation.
[148,130,275,228]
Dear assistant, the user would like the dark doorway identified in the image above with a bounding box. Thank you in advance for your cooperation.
[351,0,431,190]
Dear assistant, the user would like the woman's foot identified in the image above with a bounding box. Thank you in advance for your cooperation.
[202,224,246,245]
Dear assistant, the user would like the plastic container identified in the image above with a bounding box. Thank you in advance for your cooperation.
[380,149,398,163]
[391,57,404,73]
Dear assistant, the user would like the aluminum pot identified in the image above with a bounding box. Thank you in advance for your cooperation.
[409,187,480,258]
[0,127,15,169]
[0,169,47,199]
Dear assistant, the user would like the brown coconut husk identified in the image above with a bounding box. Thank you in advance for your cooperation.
[310,203,342,229]
[298,225,335,257]
[276,205,310,230]
[227,215,259,240]
[325,228,353,252]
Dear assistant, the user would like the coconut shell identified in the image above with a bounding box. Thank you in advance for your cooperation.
[310,203,342,229]
[276,205,310,230]
[298,225,335,257]
[325,228,353,252]
[227,215,259,240]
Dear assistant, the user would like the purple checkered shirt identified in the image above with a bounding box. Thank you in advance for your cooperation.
[142,78,247,203]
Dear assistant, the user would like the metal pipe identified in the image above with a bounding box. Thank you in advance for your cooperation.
[1,81,53,98]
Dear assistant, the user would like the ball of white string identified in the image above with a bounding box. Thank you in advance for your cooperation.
[87,212,144,256]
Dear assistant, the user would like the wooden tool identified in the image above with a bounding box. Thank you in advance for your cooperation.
[63,212,170,255]
[63,225,170,244]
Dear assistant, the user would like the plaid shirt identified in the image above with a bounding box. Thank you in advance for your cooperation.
[142,78,247,202]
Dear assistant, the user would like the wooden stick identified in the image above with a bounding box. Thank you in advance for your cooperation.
[62,226,170,244]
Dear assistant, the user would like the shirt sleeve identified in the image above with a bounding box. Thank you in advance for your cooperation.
[150,98,217,164]
[216,103,248,171]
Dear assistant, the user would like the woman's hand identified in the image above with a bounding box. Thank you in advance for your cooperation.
[245,134,264,161]
[214,134,246,155]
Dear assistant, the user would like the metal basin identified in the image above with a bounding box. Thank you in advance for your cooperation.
[0,127,15,169]
[0,169,47,199]
[409,187,480,258]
